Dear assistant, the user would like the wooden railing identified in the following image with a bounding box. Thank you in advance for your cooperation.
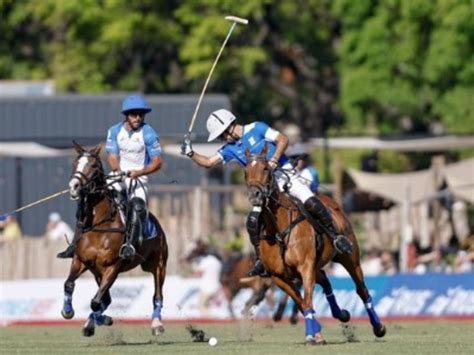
[0,185,252,280]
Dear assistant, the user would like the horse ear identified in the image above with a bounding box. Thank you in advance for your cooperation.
[261,142,269,157]
[90,144,102,156]
[245,148,251,158]
[73,140,84,154]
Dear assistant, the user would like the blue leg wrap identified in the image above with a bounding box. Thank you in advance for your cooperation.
[63,294,73,313]
[325,293,342,319]
[365,296,381,328]
[90,311,106,326]
[152,300,162,320]
[303,309,315,338]
[304,309,322,337]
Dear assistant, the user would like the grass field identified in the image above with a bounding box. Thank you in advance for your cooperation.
[1,320,473,354]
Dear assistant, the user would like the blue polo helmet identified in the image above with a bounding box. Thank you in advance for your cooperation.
[121,94,152,115]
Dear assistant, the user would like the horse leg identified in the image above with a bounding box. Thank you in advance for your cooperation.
[151,259,167,336]
[299,264,325,345]
[243,282,270,317]
[337,256,386,337]
[83,265,120,337]
[271,275,322,344]
[290,298,299,325]
[61,256,87,320]
[272,293,288,322]
[89,275,114,327]
[316,269,350,323]
[222,286,237,319]
[274,279,300,324]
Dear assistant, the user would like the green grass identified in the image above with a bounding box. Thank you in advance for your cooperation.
[0,320,473,354]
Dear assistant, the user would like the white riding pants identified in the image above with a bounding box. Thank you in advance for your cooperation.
[274,163,314,203]
[107,175,149,203]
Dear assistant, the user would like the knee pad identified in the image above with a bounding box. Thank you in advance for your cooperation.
[130,197,146,212]
[246,211,261,240]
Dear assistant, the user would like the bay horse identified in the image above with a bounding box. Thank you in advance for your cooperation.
[61,142,168,337]
[184,241,299,323]
[244,145,386,344]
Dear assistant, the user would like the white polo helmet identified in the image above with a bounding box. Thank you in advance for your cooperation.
[206,109,236,142]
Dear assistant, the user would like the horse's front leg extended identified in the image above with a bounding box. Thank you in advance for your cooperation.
[91,265,120,311]
[83,265,120,337]
[62,256,87,320]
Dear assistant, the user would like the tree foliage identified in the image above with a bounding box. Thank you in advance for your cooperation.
[333,0,473,135]
[0,0,471,136]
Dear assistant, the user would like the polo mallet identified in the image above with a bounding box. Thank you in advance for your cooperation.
[0,189,69,221]
[186,15,249,137]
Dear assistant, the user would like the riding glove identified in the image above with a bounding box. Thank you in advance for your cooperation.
[181,134,194,157]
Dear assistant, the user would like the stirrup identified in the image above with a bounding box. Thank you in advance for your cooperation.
[333,235,353,255]
[247,260,269,277]
[119,244,136,260]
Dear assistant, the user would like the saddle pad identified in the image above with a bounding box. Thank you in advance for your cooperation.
[144,217,158,240]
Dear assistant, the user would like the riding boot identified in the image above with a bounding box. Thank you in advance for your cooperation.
[121,197,146,260]
[246,209,269,277]
[56,230,80,259]
[57,199,84,259]
[304,196,353,254]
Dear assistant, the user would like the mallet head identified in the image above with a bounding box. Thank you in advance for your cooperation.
[225,16,249,25]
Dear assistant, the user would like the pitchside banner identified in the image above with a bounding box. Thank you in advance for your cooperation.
[0,273,473,324]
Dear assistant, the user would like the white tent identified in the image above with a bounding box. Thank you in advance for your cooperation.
[443,158,474,204]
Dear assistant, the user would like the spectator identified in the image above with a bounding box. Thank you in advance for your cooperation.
[45,212,74,243]
[361,249,384,276]
[380,251,397,275]
[190,242,223,316]
[0,215,22,242]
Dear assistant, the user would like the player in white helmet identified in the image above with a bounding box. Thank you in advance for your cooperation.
[181,109,352,276]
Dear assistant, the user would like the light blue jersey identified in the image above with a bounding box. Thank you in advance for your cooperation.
[307,166,320,192]
[105,122,162,171]
[217,122,289,166]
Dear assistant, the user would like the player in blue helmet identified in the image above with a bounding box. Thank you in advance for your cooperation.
[57,95,162,259]
[181,109,352,277]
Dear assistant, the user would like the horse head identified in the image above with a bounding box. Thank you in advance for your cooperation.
[69,141,105,200]
[244,143,272,207]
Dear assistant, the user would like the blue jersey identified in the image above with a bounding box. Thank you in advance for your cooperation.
[308,166,320,192]
[217,122,290,167]
[105,122,162,171]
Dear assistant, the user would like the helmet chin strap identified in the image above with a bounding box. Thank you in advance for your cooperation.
[228,124,240,142]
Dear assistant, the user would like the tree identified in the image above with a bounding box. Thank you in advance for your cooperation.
[332,0,473,135]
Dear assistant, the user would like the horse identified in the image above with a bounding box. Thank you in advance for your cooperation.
[183,241,299,323]
[61,142,168,337]
[244,144,386,344]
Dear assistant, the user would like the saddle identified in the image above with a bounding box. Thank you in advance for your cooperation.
[261,194,324,252]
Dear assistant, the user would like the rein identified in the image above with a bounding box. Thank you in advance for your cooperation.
[72,154,126,235]
[246,161,305,246]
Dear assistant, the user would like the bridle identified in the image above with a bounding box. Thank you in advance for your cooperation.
[245,156,277,206]
[70,152,106,196]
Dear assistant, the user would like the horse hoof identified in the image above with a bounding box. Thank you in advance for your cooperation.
[82,325,95,337]
[338,309,351,323]
[289,315,299,325]
[61,309,74,320]
[152,325,165,336]
[272,313,282,322]
[102,315,113,326]
[373,324,386,338]
[314,333,327,345]
[305,336,316,346]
